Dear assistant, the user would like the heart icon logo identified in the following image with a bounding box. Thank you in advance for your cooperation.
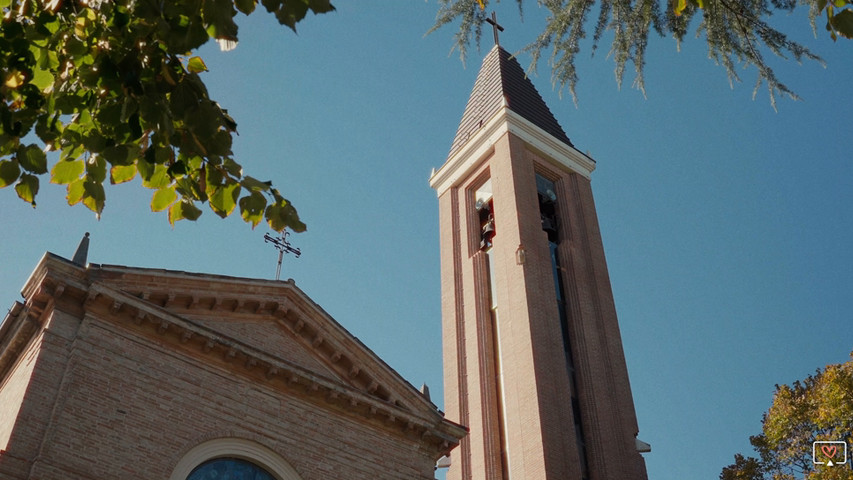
[822,445,838,458]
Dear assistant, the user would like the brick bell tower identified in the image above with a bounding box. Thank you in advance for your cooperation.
[429,44,650,480]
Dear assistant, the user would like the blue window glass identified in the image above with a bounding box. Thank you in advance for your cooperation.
[187,458,276,480]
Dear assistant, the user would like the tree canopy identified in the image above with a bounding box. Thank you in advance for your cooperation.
[431,0,849,106]
[720,353,853,480]
[1,0,335,231]
[2,0,849,228]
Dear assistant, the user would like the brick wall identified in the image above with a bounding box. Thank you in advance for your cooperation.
[1,298,443,480]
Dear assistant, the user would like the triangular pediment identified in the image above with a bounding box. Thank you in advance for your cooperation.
[86,263,434,413]
[6,254,465,454]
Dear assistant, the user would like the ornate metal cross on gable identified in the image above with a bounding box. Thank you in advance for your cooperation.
[264,230,301,281]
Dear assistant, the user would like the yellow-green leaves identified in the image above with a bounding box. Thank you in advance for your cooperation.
[67,180,85,205]
[235,0,257,15]
[151,186,178,212]
[209,182,241,218]
[110,164,138,184]
[239,191,266,228]
[51,159,85,184]
[264,198,305,233]
[15,174,39,205]
[82,180,105,216]
[825,1,853,40]
[17,145,47,174]
[259,0,335,31]
[0,160,21,188]
[187,56,208,73]
[169,199,203,226]
[0,0,322,234]
[4,70,25,89]
[721,353,853,479]
[673,0,705,16]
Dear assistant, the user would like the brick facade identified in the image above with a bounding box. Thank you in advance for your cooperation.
[431,44,649,480]
[0,255,465,480]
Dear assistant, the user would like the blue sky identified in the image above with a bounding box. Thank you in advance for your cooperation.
[1,2,851,479]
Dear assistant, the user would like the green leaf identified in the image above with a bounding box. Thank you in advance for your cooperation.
[308,0,335,13]
[185,101,220,140]
[168,199,203,225]
[85,155,107,183]
[205,165,224,191]
[0,160,21,188]
[283,203,306,232]
[235,0,256,15]
[142,164,171,189]
[832,9,853,38]
[167,160,188,177]
[203,0,239,40]
[67,179,85,205]
[222,157,243,176]
[208,130,233,156]
[240,175,272,191]
[0,135,18,156]
[187,56,208,73]
[30,67,54,91]
[110,164,138,184]
[265,203,287,232]
[264,200,305,232]
[209,182,241,218]
[175,176,206,201]
[103,144,133,166]
[17,144,48,174]
[51,159,85,184]
[82,131,108,153]
[82,180,105,215]
[151,186,178,212]
[239,191,266,228]
[15,174,39,205]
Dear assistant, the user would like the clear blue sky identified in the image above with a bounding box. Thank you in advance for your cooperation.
[1,2,851,479]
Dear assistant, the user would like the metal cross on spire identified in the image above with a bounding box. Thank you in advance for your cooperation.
[264,230,301,281]
[485,11,504,46]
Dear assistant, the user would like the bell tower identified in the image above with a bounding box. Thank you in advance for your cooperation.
[430,44,649,480]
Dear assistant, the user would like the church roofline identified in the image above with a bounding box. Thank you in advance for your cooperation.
[4,253,466,456]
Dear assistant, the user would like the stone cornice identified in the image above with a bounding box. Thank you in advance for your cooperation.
[430,105,596,196]
[85,283,464,455]
[4,254,466,457]
[87,264,441,416]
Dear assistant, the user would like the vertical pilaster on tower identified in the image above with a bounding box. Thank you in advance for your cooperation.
[430,45,649,480]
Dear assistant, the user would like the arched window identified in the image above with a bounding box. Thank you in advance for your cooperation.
[187,458,276,480]
[169,438,303,480]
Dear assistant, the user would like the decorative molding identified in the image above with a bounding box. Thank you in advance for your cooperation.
[429,106,596,196]
[8,255,466,456]
[168,437,304,480]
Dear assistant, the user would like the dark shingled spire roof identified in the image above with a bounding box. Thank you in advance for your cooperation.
[448,45,573,158]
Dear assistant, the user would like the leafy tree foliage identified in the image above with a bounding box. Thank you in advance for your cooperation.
[1,0,335,230]
[431,0,849,107]
[720,353,853,480]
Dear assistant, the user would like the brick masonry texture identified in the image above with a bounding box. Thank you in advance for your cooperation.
[0,257,464,480]
[436,131,649,480]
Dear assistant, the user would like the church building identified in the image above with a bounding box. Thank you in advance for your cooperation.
[0,34,648,480]
[0,247,465,479]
